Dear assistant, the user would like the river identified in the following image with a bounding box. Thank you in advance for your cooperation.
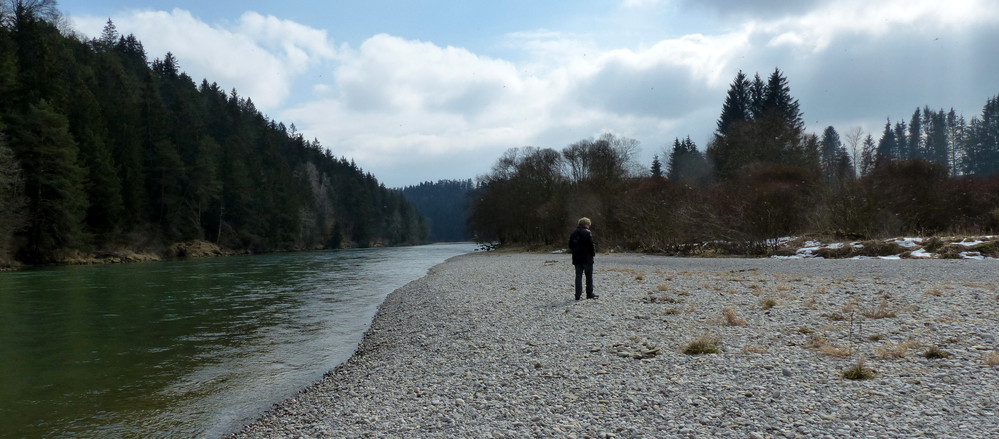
[0,243,476,438]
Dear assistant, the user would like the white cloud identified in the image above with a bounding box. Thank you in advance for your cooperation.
[622,0,668,8]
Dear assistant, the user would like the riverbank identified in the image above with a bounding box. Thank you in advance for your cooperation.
[229,252,999,438]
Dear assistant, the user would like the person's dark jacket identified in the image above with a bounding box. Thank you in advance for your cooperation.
[569,226,596,265]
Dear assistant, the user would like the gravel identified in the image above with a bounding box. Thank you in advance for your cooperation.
[228,252,999,438]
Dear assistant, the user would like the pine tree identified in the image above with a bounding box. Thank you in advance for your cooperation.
[10,99,88,258]
[876,120,898,167]
[907,108,922,159]
[650,155,663,177]
[820,126,842,182]
[0,133,27,260]
[963,95,999,177]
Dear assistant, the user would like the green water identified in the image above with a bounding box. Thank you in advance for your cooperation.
[0,244,475,438]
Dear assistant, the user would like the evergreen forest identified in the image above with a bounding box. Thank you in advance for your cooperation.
[401,179,474,242]
[469,69,999,253]
[0,3,427,265]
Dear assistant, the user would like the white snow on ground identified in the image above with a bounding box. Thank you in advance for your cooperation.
[956,240,985,247]
[894,237,923,248]
[770,236,995,260]
[908,248,933,258]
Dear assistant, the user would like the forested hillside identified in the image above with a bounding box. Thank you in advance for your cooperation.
[469,69,999,253]
[401,179,473,242]
[0,4,427,265]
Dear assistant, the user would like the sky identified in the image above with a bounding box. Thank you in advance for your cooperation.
[61,0,999,188]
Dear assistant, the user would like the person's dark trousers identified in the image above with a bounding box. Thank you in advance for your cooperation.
[574,262,594,300]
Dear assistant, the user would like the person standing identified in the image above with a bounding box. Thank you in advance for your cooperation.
[569,217,597,300]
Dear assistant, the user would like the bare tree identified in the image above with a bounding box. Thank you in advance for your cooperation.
[844,126,864,178]
[0,0,59,29]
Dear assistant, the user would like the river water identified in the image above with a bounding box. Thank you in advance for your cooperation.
[0,243,476,438]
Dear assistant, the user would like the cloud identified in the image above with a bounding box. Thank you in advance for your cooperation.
[622,0,668,8]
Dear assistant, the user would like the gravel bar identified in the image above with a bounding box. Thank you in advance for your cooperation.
[229,252,999,438]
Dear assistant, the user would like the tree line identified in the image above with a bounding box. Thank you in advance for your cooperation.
[469,68,999,253]
[0,3,427,265]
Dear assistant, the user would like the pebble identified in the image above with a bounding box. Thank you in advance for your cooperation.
[228,253,999,438]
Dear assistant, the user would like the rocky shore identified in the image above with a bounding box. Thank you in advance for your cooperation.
[229,252,999,438]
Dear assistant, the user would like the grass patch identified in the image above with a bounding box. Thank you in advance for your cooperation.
[722,307,747,326]
[796,327,815,334]
[664,307,682,315]
[682,333,721,355]
[842,358,876,380]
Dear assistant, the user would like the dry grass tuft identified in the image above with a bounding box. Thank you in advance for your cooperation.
[824,312,848,321]
[796,327,815,334]
[922,345,951,359]
[760,296,778,310]
[722,307,747,326]
[656,282,670,291]
[923,288,944,297]
[682,332,721,355]
[862,298,897,319]
[802,297,818,309]
[741,343,768,354]
[874,340,918,359]
[842,357,876,380]
[664,307,682,315]
[985,351,999,366]
[806,335,851,357]
[820,344,852,358]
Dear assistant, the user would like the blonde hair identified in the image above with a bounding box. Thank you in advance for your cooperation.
[577,217,591,227]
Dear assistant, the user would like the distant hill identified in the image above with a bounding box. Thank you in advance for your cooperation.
[401,179,473,242]
[0,11,427,265]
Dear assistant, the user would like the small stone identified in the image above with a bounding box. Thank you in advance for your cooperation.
[782,367,793,377]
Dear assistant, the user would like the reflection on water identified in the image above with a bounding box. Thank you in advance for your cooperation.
[0,244,475,438]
